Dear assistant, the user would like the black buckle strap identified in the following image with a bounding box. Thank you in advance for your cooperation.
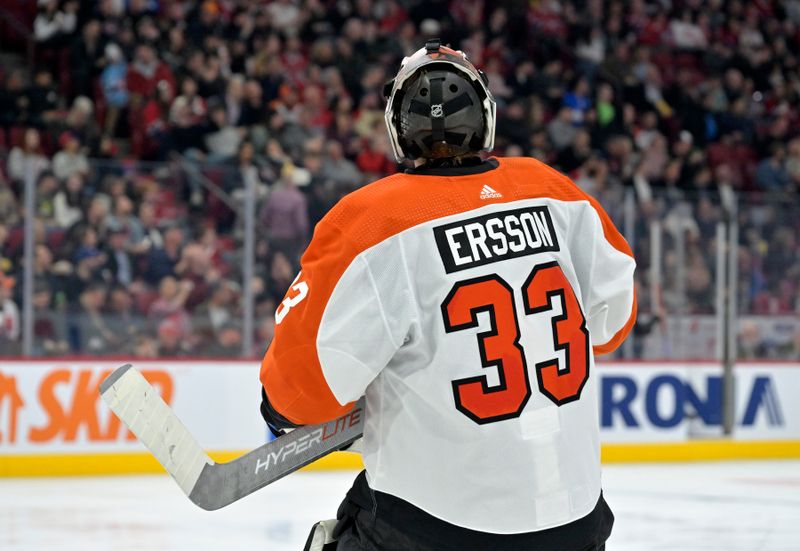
[425,38,441,53]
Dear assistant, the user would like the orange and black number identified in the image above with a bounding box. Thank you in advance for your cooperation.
[523,261,590,406]
[442,262,590,424]
[441,275,531,424]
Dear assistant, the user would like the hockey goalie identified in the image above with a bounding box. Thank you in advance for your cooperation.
[259,39,636,551]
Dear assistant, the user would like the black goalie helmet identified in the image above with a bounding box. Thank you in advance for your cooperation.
[383,39,497,162]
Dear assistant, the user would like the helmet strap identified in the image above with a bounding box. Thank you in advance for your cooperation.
[429,75,446,145]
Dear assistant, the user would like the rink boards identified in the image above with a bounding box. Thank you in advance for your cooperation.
[1,359,799,476]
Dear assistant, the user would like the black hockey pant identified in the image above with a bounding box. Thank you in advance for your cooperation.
[332,506,607,551]
[307,471,612,551]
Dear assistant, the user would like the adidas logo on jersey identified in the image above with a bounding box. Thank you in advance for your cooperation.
[480,185,502,199]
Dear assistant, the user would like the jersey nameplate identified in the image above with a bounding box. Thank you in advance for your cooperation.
[433,205,559,273]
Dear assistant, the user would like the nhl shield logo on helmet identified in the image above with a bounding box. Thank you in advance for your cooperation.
[430,104,444,118]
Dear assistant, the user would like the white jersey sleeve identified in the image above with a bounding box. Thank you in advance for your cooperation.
[568,198,637,354]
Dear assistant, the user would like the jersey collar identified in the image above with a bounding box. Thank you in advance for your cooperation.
[406,157,500,177]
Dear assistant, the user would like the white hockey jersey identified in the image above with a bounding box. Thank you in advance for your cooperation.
[260,157,636,534]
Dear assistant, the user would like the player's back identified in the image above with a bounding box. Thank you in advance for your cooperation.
[261,156,634,543]
[314,156,636,533]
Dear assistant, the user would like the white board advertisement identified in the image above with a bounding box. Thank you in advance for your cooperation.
[0,360,267,455]
[1,360,798,457]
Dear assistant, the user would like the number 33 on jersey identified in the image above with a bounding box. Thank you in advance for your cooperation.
[443,261,590,425]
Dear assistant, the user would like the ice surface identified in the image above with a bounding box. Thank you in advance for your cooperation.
[603,461,800,551]
[1,461,798,550]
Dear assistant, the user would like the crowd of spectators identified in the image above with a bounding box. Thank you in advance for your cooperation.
[1,0,799,357]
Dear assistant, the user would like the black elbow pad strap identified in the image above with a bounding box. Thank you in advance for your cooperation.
[260,387,301,436]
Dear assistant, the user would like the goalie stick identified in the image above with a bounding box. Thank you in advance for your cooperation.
[99,364,364,510]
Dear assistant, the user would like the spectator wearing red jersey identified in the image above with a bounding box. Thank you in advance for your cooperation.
[137,80,174,158]
[355,130,396,178]
[127,44,176,106]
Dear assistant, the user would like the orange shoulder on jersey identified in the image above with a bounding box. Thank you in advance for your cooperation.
[503,158,638,355]
[261,157,635,425]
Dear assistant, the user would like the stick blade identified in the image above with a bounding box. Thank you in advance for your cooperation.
[100,364,212,497]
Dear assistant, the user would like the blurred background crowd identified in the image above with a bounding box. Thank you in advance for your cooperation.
[0,0,798,358]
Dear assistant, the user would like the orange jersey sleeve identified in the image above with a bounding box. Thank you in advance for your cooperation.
[259,219,368,425]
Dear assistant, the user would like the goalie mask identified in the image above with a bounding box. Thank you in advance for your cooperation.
[383,39,496,162]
